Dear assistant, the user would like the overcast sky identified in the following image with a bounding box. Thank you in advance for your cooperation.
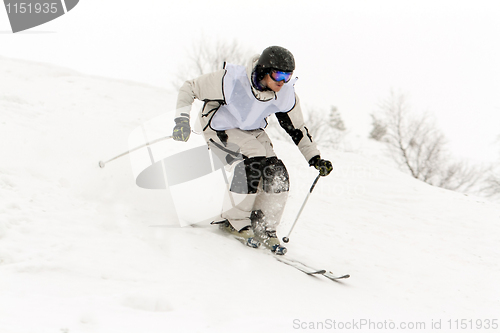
[1,0,499,163]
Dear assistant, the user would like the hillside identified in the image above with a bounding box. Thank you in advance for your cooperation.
[1,56,499,333]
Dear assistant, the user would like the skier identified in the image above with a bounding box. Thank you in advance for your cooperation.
[172,46,333,254]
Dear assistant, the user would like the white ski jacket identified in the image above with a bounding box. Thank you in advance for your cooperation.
[175,54,320,163]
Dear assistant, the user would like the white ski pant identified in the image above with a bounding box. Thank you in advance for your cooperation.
[204,128,289,231]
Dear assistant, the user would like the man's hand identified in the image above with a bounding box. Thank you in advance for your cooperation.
[172,117,191,142]
[309,155,333,176]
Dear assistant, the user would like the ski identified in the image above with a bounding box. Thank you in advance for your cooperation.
[276,257,326,275]
[323,271,351,281]
[206,223,350,281]
[275,256,350,281]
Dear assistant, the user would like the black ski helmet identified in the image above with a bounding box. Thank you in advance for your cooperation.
[256,46,295,72]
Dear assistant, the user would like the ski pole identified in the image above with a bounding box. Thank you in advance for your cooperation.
[98,135,173,168]
[282,173,321,243]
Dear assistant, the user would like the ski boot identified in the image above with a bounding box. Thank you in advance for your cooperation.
[217,220,261,248]
[261,229,287,255]
[251,210,287,255]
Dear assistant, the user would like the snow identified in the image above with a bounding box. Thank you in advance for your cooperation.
[1,56,499,333]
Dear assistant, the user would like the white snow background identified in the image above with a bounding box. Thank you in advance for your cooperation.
[1,56,499,333]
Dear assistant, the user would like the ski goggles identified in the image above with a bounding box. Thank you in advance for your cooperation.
[270,70,293,83]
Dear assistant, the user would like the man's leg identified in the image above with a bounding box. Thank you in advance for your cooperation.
[205,129,271,231]
[252,156,290,252]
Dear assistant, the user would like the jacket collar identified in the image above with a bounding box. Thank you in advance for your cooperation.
[246,54,276,101]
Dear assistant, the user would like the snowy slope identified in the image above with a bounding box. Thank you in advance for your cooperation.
[1,56,499,333]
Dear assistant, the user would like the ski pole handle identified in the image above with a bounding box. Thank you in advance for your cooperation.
[282,173,321,243]
[98,135,173,168]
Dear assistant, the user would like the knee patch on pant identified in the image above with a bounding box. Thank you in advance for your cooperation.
[230,156,265,194]
[262,157,289,193]
[229,156,289,194]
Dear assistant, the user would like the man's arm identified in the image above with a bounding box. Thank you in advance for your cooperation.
[275,94,321,163]
[175,69,226,119]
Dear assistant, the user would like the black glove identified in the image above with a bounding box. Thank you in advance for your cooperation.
[172,117,191,142]
[308,155,333,176]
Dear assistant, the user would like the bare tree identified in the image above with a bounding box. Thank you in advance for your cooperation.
[481,136,500,199]
[172,38,254,90]
[372,91,484,192]
[435,160,486,193]
[376,92,443,181]
[482,172,500,199]
[305,106,346,148]
[369,113,387,141]
[329,106,346,131]
[304,106,334,144]
[268,105,346,149]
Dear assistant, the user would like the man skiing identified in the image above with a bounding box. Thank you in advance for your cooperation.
[172,46,333,255]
